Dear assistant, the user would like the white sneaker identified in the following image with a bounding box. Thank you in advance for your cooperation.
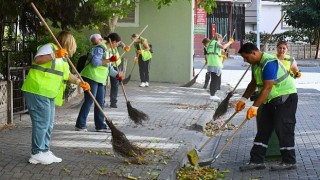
[29,151,54,165]
[46,151,62,163]
[145,82,149,87]
[210,96,221,101]
[139,82,146,87]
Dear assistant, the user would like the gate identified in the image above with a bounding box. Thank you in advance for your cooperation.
[0,19,37,116]
[206,2,245,42]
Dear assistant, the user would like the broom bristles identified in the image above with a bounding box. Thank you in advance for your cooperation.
[180,74,198,87]
[127,101,149,125]
[123,75,131,84]
[212,92,233,120]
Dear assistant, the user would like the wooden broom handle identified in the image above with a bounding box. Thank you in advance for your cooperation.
[231,13,287,94]
[119,25,149,59]
[30,2,113,125]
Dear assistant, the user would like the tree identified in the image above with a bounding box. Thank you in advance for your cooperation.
[276,0,320,58]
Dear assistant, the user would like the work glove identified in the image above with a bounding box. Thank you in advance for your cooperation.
[229,38,234,43]
[124,45,130,52]
[246,106,258,120]
[134,57,138,63]
[109,55,118,62]
[235,97,247,112]
[55,48,67,58]
[295,70,302,78]
[222,54,227,59]
[137,50,143,55]
[79,81,90,91]
[116,74,123,81]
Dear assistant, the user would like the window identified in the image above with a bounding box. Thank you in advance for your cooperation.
[117,5,139,27]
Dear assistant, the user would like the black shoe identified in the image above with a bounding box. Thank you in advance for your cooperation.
[110,103,117,108]
[239,162,266,172]
[270,162,296,171]
[203,84,208,89]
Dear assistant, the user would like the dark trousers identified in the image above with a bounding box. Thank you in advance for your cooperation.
[250,93,298,164]
[203,72,211,88]
[109,75,119,105]
[138,57,150,83]
[209,72,221,96]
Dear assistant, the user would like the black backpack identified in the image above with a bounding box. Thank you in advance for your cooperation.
[149,44,153,53]
[76,52,89,73]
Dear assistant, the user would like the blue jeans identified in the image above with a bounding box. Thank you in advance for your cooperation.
[76,77,107,130]
[24,92,54,155]
[109,75,119,104]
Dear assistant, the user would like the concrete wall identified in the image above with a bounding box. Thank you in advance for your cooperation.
[115,1,194,83]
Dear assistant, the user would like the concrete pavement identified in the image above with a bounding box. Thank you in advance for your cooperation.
[1,58,320,179]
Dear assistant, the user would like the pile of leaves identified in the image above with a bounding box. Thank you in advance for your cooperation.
[204,120,236,136]
[170,103,215,110]
[177,166,230,180]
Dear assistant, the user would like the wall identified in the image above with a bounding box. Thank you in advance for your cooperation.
[115,1,194,83]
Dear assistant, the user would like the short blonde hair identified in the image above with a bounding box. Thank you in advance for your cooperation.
[212,33,222,41]
[56,31,77,57]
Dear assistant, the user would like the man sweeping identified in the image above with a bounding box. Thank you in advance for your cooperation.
[236,43,298,171]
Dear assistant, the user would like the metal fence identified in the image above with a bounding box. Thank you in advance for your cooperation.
[266,44,319,59]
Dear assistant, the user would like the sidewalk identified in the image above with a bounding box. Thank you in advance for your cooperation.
[1,59,320,179]
[0,80,224,180]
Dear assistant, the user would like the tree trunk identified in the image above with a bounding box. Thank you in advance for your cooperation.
[108,16,119,33]
[315,29,320,59]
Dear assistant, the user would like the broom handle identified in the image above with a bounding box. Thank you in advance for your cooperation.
[108,38,130,102]
[199,111,238,151]
[30,3,114,126]
[119,25,148,59]
[213,118,248,161]
[230,13,286,94]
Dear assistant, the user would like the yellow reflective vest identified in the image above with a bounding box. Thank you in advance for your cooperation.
[206,40,223,67]
[21,43,70,106]
[81,42,109,85]
[253,53,296,104]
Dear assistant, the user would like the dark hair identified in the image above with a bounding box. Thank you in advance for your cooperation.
[238,43,259,54]
[104,33,121,42]
[202,38,210,45]
[131,34,138,38]
[277,40,288,47]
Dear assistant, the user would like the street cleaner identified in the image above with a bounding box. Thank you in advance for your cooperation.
[205,33,233,101]
[22,31,90,165]
[236,43,298,171]
[275,40,301,78]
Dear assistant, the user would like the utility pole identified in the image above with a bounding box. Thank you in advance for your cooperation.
[256,0,261,49]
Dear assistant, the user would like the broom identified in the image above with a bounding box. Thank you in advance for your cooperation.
[180,64,206,87]
[180,34,228,88]
[187,111,238,166]
[212,13,287,120]
[198,117,248,167]
[30,2,142,159]
[108,38,149,125]
[123,57,137,84]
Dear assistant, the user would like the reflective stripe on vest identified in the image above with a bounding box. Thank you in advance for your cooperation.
[253,53,296,103]
[206,40,223,67]
[21,43,69,103]
[80,42,109,85]
[274,54,295,76]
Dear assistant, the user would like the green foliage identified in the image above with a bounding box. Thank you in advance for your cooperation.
[245,29,313,44]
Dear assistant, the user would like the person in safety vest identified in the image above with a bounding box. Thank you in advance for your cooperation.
[236,43,298,171]
[275,41,301,78]
[75,33,123,132]
[131,34,152,87]
[104,33,128,108]
[21,31,90,165]
[202,38,211,89]
[206,33,233,101]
